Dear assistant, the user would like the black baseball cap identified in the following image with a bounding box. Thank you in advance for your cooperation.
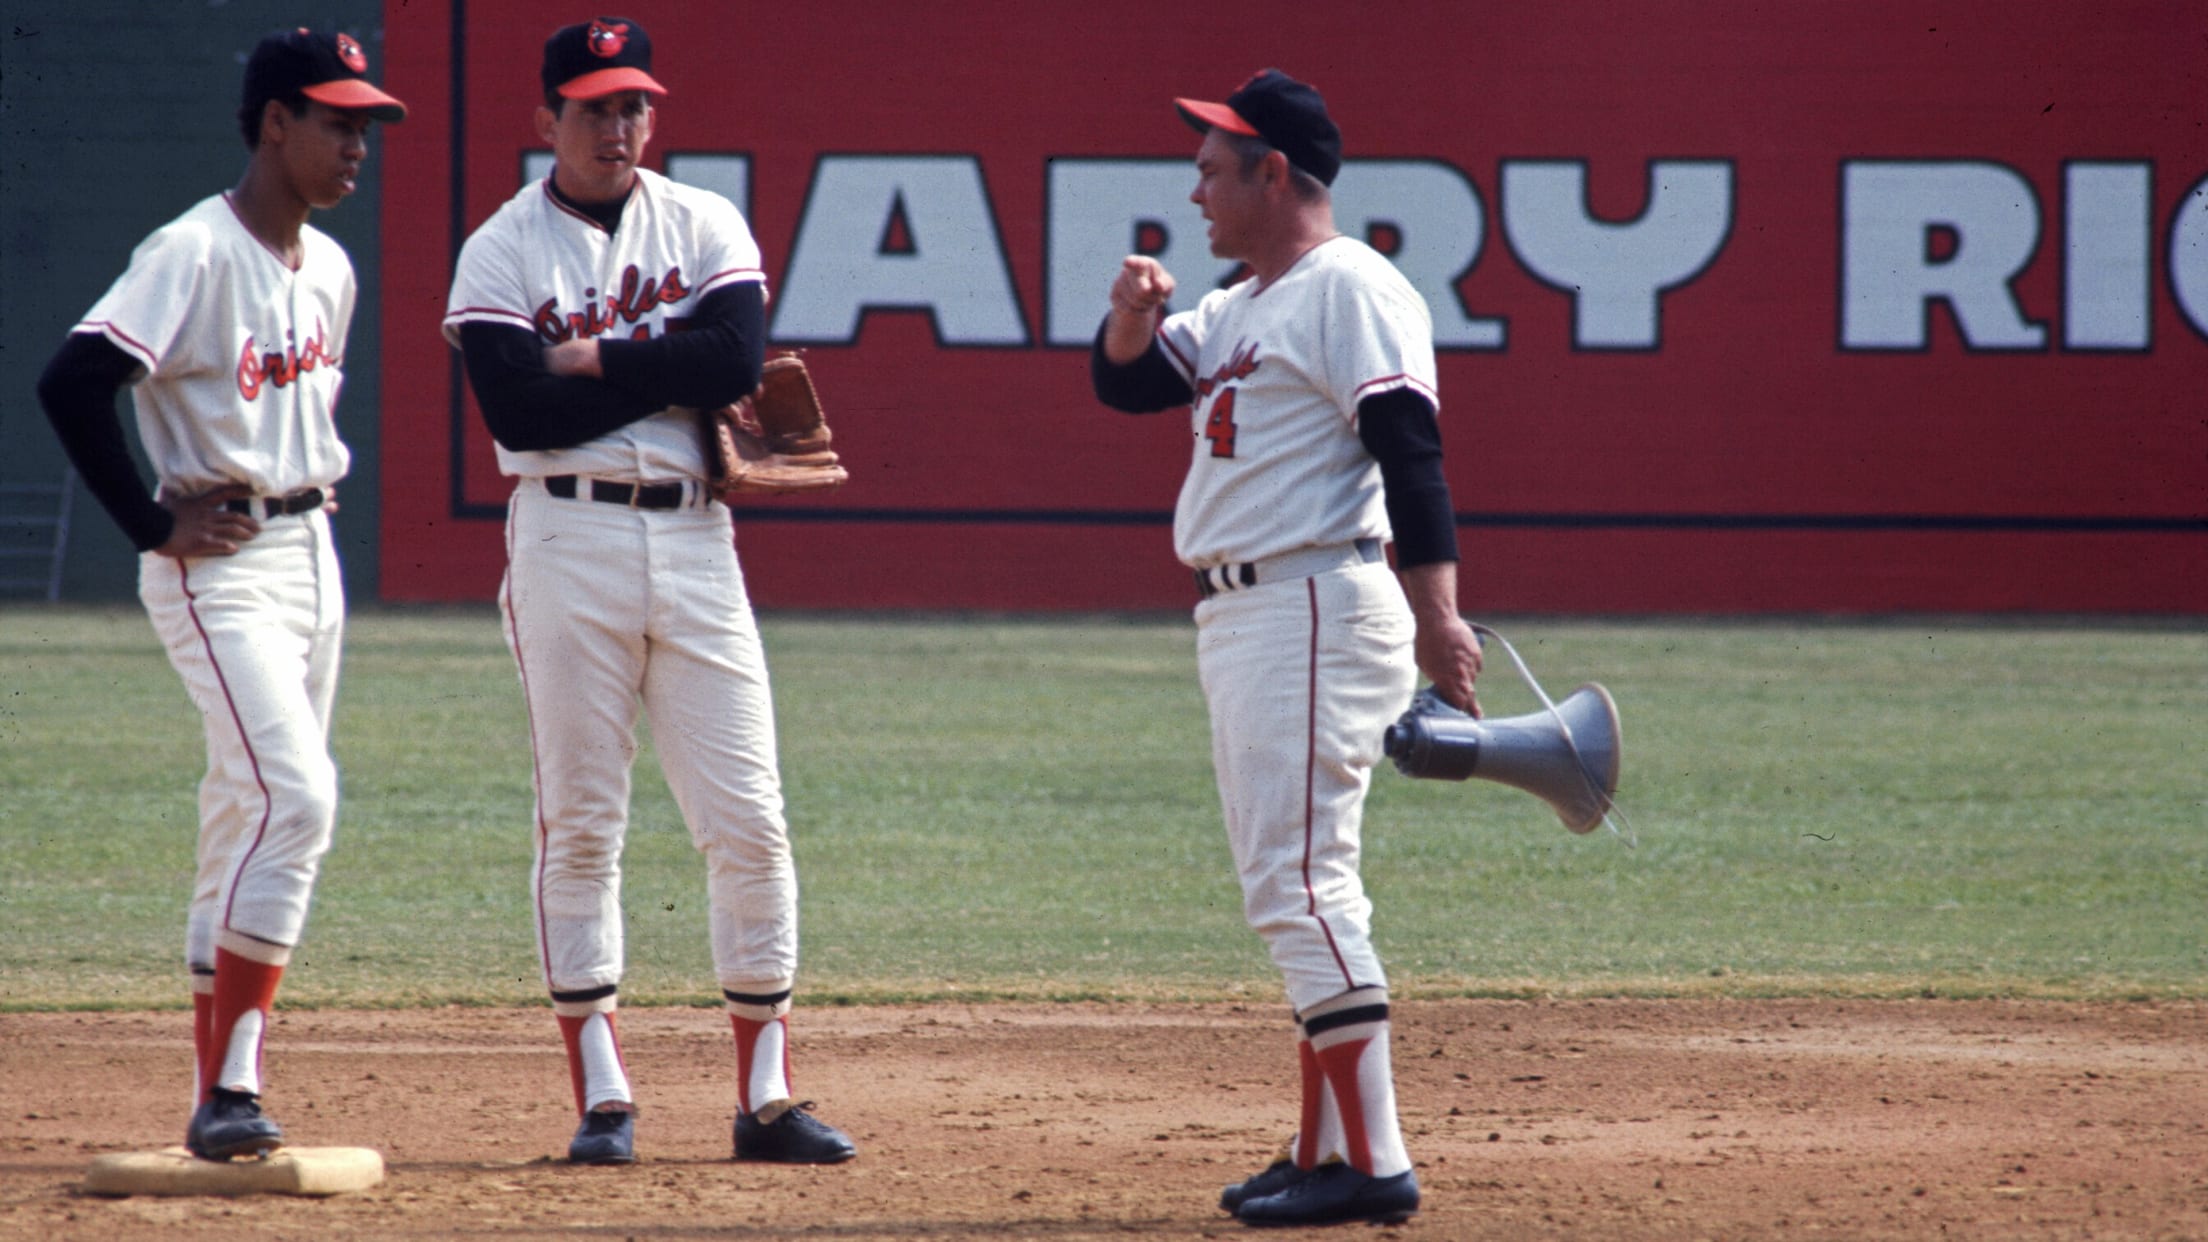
[542,17,667,101]
[1174,69,1341,187]
[242,28,407,122]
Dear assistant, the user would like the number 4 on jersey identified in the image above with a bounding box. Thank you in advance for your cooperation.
[1202,387,1239,458]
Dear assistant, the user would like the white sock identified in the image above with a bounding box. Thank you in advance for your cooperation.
[216,1008,265,1096]
[578,1012,632,1111]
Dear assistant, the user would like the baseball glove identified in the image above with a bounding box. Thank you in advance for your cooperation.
[706,353,849,497]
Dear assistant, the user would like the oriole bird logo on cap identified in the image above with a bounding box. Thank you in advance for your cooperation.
[336,33,367,73]
[586,19,630,58]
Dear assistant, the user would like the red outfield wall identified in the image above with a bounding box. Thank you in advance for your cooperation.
[377,2,2208,612]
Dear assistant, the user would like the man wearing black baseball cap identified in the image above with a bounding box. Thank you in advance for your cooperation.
[36,26,405,1163]
[1090,68,1478,1228]
[240,26,408,135]
[540,14,667,104]
[1174,68,1343,189]
[443,16,858,1172]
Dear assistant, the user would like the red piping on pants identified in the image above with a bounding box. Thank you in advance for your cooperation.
[1300,577,1355,990]
[179,559,277,933]
[503,506,557,985]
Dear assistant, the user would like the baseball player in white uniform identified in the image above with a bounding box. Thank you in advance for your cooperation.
[34,28,405,1161]
[442,16,854,1168]
[1090,70,1483,1227]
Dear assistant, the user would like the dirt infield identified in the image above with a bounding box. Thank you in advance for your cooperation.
[3,999,2204,1240]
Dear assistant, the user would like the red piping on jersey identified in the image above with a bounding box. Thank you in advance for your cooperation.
[80,321,159,371]
[1157,330,1194,378]
[1301,576,1357,990]
[1353,373,1440,408]
[448,305,536,328]
[502,504,558,986]
[177,560,279,933]
[696,267,766,290]
[1352,373,1411,398]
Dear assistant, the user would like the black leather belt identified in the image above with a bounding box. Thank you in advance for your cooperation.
[224,488,324,518]
[1194,538,1385,600]
[545,475,688,510]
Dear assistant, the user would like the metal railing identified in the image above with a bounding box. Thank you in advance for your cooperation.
[0,470,77,602]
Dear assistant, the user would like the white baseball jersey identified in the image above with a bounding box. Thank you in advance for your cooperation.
[1155,236,1439,569]
[75,192,356,497]
[68,190,355,990]
[442,167,766,481]
[1148,236,1436,1183]
[444,164,799,1031]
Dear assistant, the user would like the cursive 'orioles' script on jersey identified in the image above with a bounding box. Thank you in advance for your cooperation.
[532,264,692,342]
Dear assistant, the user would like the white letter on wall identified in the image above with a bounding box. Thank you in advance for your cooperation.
[1841,160,2046,350]
[1044,159,1232,347]
[2169,174,2208,342]
[774,155,1028,346]
[1501,159,1733,350]
[1333,159,1505,350]
[664,152,752,218]
[2063,161,2151,351]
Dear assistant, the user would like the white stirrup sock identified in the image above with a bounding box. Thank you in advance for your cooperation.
[1301,987,1412,1178]
[216,1008,266,1096]
[576,1012,632,1111]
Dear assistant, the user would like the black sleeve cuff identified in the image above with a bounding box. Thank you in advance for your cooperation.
[1090,317,1194,413]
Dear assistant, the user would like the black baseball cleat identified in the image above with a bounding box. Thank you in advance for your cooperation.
[184,1087,285,1161]
[733,1101,856,1164]
[1236,1164,1420,1227]
[1220,1157,1303,1213]
[568,1107,637,1164]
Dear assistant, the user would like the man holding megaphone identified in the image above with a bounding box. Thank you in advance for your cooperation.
[1089,68,1482,1228]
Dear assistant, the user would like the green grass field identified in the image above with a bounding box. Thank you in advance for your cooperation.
[2,606,2202,1010]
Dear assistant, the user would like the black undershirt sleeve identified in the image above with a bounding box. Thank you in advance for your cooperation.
[458,322,660,452]
[36,332,174,552]
[1357,387,1460,570]
[460,283,767,452]
[1089,317,1195,413]
[596,281,766,410]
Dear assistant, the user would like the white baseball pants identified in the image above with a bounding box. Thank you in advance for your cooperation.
[502,479,798,998]
[139,510,344,970]
[1196,560,1416,1013]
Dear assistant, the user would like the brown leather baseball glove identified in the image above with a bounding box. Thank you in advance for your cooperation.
[706,353,849,497]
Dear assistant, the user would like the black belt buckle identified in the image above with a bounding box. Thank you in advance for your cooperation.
[546,475,685,510]
[224,488,322,518]
[624,481,685,510]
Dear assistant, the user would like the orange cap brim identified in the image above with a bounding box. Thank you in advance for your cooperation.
[1173,97,1258,137]
[303,79,407,122]
[559,67,669,100]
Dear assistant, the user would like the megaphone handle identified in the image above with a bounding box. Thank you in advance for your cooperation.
[1466,622,1635,845]
[1468,623,1564,719]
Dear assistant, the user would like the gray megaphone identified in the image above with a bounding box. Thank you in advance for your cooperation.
[1382,684,1623,834]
